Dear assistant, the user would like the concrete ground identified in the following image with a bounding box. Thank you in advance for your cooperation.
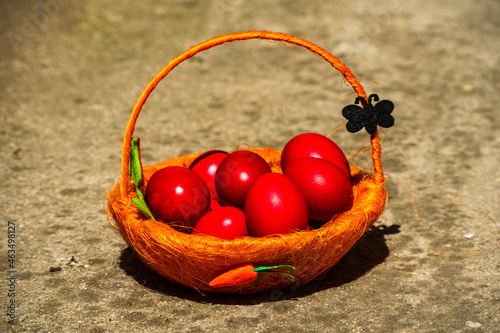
[1,0,499,332]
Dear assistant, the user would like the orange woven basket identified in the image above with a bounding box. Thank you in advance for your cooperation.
[105,31,388,294]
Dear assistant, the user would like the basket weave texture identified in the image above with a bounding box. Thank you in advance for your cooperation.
[105,31,388,294]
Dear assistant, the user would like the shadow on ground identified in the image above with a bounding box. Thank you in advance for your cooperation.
[118,224,400,305]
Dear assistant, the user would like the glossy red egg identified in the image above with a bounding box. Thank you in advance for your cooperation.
[214,150,271,209]
[280,133,350,177]
[245,173,309,237]
[283,157,353,221]
[189,150,229,202]
[192,206,248,240]
[145,166,210,227]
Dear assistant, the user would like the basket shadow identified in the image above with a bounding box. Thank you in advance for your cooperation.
[118,224,399,305]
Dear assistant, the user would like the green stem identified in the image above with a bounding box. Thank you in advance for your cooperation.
[249,265,296,289]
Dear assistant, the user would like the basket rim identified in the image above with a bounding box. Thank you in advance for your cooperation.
[109,147,386,248]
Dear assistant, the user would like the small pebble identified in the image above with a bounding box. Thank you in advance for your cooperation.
[461,84,475,93]
[465,321,482,328]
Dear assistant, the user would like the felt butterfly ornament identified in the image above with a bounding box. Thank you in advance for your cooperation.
[342,94,395,135]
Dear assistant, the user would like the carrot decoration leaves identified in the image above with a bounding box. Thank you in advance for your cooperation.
[130,137,155,220]
[254,265,296,281]
[130,137,144,186]
[208,264,295,289]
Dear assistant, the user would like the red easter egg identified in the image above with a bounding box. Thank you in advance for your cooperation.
[214,150,271,209]
[280,133,350,177]
[284,157,353,222]
[245,173,309,237]
[145,166,210,227]
[192,206,248,240]
[189,150,229,202]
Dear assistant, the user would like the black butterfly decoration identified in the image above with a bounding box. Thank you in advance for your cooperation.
[342,94,394,135]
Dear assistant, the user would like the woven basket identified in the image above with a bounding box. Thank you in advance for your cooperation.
[105,31,388,294]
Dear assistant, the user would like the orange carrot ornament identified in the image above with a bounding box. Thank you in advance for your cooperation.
[209,264,295,288]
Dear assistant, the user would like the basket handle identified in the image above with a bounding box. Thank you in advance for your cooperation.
[120,30,384,196]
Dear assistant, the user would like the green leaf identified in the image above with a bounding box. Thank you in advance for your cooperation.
[132,197,155,220]
[276,272,295,282]
[273,265,296,271]
[254,265,295,272]
[249,265,296,289]
[129,137,155,220]
[130,137,143,187]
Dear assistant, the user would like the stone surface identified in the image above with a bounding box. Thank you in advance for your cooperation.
[1,0,499,332]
